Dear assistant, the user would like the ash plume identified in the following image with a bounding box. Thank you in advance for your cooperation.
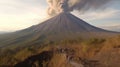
[47,0,112,16]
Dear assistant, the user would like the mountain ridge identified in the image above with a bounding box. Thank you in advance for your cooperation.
[0,12,119,48]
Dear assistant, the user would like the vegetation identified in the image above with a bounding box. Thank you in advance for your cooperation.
[0,35,120,67]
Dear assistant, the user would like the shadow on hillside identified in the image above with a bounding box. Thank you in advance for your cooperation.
[14,51,53,67]
[0,65,11,67]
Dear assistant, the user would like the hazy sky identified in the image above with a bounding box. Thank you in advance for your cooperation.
[0,0,120,32]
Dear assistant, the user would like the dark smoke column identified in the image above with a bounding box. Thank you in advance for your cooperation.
[60,0,69,12]
[47,0,112,16]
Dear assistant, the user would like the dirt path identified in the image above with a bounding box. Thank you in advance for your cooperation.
[69,61,84,67]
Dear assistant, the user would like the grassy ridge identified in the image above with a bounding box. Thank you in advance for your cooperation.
[0,35,120,66]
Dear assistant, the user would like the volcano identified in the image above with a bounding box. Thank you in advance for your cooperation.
[34,12,117,35]
[0,12,119,48]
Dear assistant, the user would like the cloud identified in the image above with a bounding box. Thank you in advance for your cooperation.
[0,0,47,14]
[100,23,120,32]
[0,12,47,31]
[47,0,112,16]
[0,0,48,31]
[72,8,120,21]
[0,0,120,31]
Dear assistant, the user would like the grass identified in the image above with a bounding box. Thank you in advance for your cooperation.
[0,35,120,66]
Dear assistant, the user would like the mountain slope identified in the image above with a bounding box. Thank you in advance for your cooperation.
[33,12,118,38]
[0,12,119,48]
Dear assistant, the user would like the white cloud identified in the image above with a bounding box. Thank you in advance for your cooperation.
[72,8,120,21]
[0,0,48,31]
[0,11,48,31]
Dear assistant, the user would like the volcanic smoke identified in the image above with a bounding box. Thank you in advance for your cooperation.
[47,0,112,16]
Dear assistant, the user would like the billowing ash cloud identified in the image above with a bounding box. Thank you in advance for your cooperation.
[47,0,69,16]
[47,0,112,16]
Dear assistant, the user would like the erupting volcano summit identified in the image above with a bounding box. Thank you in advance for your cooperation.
[0,12,118,48]
[0,0,119,48]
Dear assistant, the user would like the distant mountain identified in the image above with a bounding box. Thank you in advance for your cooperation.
[102,25,120,32]
[0,12,119,48]
[0,31,8,34]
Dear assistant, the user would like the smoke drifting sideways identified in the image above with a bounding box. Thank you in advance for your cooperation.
[47,0,112,16]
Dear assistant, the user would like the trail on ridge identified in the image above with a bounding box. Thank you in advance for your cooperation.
[69,61,84,67]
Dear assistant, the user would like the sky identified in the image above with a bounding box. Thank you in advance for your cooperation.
[0,0,120,32]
